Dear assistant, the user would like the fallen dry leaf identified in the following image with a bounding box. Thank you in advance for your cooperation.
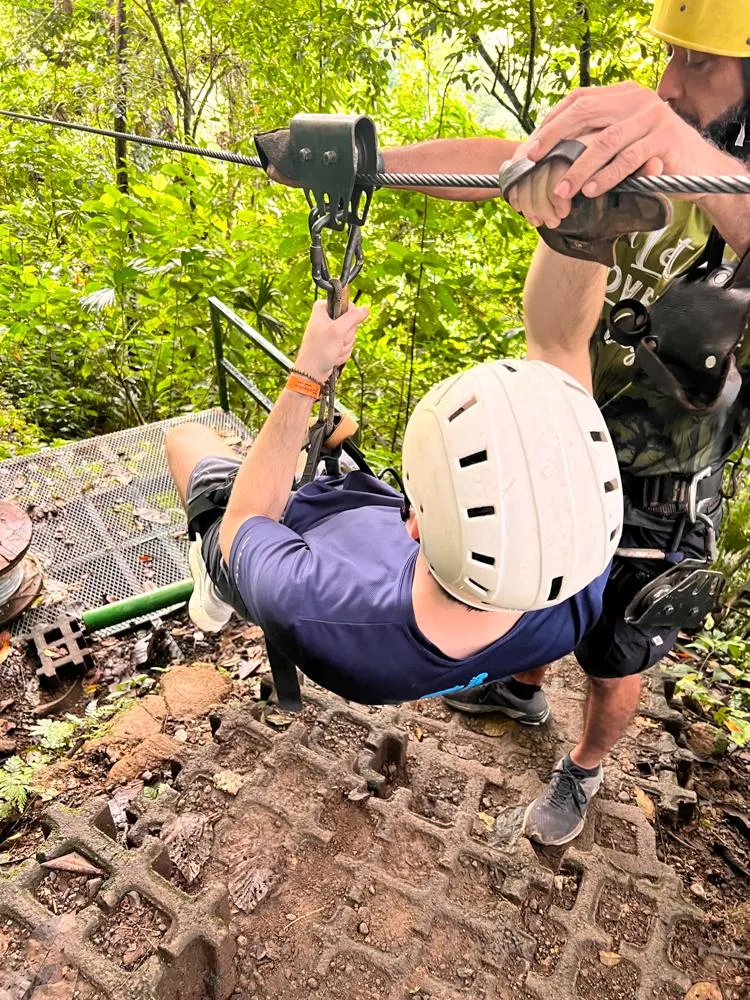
[347,788,370,802]
[160,812,213,885]
[634,787,656,822]
[41,852,104,877]
[227,862,277,913]
[469,717,515,738]
[264,710,294,728]
[0,632,11,666]
[133,507,173,525]
[599,950,622,968]
[213,769,244,796]
[476,811,495,832]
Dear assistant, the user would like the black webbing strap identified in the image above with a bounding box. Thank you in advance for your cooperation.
[266,639,303,712]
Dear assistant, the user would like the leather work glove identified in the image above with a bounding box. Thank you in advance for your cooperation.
[255,127,301,186]
[499,140,672,266]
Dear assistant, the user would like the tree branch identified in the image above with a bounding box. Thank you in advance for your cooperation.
[471,33,535,134]
[523,0,537,120]
[139,0,188,105]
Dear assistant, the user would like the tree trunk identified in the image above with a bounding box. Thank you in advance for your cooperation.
[114,0,128,192]
[577,2,591,88]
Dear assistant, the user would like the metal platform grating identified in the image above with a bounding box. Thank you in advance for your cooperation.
[0,408,253,637]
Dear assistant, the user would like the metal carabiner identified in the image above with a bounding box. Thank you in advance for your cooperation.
[687,466,713,523]
[309,208,333,292]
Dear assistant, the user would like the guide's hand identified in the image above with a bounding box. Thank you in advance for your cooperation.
[503,147,572,229]
[502,132,604,229]
[521,82,720,202]
[295,301,369,383]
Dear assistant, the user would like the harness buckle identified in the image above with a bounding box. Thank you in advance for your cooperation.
[687,466,713,523]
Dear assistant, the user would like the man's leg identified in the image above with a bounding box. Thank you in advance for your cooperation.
[512,666,549,686]
[570,674,642,769]
[165,423,237,508]
[523,548,680,845]
[165,423,242,632]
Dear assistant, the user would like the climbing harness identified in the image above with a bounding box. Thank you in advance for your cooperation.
[602,223,748,626]
[615,465,727,629]
[607,230,750,416]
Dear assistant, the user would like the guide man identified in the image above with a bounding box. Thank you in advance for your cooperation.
[375,0,749,845]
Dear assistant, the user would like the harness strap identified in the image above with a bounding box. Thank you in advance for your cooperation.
[634,340,742,415]
[266,639,303,712]
[620,467,724,516]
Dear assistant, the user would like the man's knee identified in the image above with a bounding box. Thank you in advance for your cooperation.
[587,673,642,705]
[165,422,204,459]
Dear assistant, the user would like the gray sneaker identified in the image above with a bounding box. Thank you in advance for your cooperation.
[523,756,603,846]
[443,680,551,725]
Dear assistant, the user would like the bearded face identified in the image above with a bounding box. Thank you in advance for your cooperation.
[657,48,748,159]
[674,97,750,159]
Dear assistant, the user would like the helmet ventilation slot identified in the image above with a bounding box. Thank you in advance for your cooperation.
[448,397,477,422]
[590,430,607,442]
[610,526,620,541]
[459,449,488,468]
[547,576,563,601]
[471,551,495,566]
[467,577,489,594]
[467,505,495,518]
[603,479,619,493]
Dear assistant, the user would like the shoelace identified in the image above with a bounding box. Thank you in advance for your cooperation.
[546,767,588,816]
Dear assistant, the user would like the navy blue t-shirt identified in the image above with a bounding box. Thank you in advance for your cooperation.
[228,471,608,704]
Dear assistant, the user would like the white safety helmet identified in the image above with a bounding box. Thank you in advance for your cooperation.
[401,359,622,612]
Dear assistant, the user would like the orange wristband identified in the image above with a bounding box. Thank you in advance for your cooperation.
[286,372,321,400]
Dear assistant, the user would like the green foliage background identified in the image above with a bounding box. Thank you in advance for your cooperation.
[0,0,746,599]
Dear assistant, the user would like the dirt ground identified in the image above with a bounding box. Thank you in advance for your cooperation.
[0,612,748,1000]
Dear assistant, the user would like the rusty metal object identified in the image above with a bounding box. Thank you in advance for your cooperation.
[0,502,42,627]
[31,615,95,686]
[0,500,32,573]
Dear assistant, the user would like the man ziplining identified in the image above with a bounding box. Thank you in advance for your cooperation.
[167,0,750,850]
[165,297,622,843]
[352,0,748,846]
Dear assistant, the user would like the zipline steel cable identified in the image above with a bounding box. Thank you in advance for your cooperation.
[2,109,750,198]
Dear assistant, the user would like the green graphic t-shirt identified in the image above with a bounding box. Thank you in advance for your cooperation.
[590,200,749,476]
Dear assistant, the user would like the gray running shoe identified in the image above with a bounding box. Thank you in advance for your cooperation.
[523,756,603,846]
[443,680,551,725]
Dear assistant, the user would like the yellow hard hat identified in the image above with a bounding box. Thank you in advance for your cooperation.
[650,0,750,59]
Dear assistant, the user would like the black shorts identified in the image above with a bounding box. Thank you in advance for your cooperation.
[575,504,722,680]
[186,455,247,617]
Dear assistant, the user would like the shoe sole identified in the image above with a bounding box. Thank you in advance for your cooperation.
[188,541,231,633]
[442,699,551,726]
[522,800,586,846]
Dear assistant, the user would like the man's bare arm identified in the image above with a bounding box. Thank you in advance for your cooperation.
[382,137,519,201]
[523,240,606,393]
[218,303,368,561]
